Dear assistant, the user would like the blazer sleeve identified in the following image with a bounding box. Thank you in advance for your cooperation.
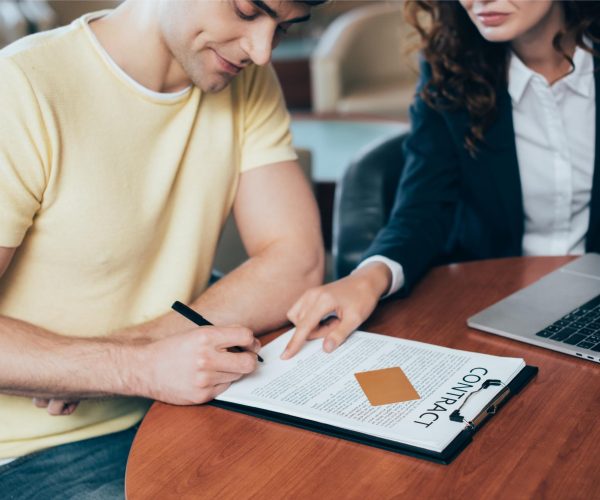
[362,60,462,296]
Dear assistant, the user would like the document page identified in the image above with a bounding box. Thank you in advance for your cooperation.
[216,330,525,452]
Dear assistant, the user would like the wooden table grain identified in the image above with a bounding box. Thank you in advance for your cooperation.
[125,257,600,500]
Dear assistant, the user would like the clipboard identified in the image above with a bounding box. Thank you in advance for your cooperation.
[209,365,538,464]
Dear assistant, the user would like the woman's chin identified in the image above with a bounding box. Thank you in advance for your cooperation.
[476,25,517,43]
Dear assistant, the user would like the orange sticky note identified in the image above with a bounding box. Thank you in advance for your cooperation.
[354,367,420,406]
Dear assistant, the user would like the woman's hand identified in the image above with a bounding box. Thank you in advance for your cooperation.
[281,262,392,359]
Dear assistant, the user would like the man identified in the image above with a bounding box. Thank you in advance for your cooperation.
[0,0,325,496]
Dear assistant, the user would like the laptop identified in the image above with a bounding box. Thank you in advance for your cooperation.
[467,253,600,364]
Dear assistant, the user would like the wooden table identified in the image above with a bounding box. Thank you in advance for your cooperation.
[126,257,600,499]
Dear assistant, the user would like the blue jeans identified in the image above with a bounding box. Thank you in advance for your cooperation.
[0,426,137,500]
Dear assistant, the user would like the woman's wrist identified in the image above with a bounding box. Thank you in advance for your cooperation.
[351,262,393,299]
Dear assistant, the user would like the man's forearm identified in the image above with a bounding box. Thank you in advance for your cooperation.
[0,314,140,399]
[191,240,324,334]
[1,313,263,406]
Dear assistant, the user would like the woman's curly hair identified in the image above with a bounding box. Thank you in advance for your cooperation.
[404,1,600,155]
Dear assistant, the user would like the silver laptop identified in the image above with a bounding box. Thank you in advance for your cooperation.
[468,253,600,363]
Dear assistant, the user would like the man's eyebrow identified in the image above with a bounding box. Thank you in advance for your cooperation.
[251,0,312,24]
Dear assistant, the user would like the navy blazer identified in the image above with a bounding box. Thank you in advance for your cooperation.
[364,50,600,295]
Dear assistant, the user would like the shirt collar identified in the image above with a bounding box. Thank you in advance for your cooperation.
[508,51,534,104]
[508,41,595,104]
[562,43,594,98]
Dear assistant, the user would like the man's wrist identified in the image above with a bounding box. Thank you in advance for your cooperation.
[106,340,148,398]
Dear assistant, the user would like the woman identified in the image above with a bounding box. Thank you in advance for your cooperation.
[281,0,600,359]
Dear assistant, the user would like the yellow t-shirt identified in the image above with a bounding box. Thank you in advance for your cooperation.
[0,12,296,459]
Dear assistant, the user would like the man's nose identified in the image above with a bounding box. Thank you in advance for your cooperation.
[241,24,275,66]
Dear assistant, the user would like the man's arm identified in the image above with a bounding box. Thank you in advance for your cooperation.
[0,246,259,404]
[110,160,323,342]
[0,247,15,277]
[194,160,324,333]
[0,160,320,404]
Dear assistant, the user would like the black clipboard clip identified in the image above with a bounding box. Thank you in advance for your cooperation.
[450,379,510,430]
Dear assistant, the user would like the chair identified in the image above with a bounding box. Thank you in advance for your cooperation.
[310,2,417,118]
[18,0,58,33]
[333,132,408,279]
[0,1,27,47]
[0,1,57,48]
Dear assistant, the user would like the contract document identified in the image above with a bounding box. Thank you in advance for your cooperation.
[215,330,534,460]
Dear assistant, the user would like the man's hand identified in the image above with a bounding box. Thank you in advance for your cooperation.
[2,245,259,404]
[33,398,79,416]
[133,325,261,405]
[281,262,392,360]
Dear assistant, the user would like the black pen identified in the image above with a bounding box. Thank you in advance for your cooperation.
[171,301,264,362]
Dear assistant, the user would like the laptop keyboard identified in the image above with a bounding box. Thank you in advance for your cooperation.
[536,294,600,352]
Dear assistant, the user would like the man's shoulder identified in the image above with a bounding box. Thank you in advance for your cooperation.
[1,20,81,59]
[0,20,87,86]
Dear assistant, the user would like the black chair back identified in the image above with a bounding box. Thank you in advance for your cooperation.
[332,132,408,279]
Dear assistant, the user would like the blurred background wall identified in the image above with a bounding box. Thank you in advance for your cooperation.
[48,0,118,24]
